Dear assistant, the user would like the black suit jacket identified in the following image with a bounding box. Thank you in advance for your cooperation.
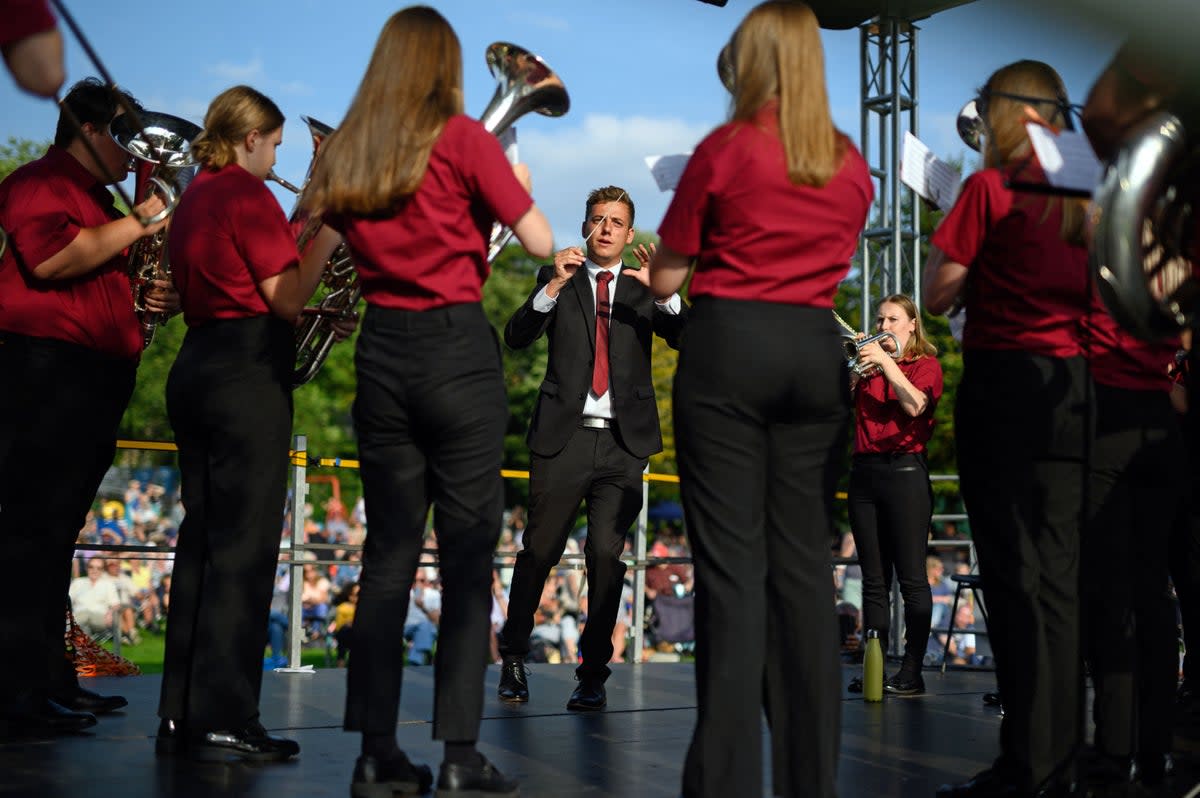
[504,263,687,459]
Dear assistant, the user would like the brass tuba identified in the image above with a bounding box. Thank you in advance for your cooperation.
[110,111,201,347]
[1089,110,1198,339]
[284,42,569,387]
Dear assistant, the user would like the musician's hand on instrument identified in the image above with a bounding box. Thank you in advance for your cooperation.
[133,194,169,235]
[144,279,181,315]
[857,340,890,368]
[512,162,532,194]
[331,312,359,342]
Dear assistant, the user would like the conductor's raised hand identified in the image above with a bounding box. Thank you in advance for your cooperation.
[625,242,656,288]
[546,246,587,298]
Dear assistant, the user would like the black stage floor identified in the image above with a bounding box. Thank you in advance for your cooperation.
[2,664,1197,797]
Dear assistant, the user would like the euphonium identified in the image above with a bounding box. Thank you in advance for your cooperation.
[110,111,201,347]
[844,331,901,376]
[1090,110,1198,339]
[283,43,569,387]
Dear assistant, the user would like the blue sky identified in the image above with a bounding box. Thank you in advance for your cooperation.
[1,0,1128,247]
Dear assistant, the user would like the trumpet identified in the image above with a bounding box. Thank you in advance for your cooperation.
[844,331,901,376]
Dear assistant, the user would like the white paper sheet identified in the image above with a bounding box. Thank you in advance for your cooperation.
[1024,123,1103,195]
[644,153,692,192]
[900,131,961,212]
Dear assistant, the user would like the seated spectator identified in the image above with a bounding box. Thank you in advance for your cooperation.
[528,575,580,664]
[265,610,289,670]
[935,603,984,666]
[103,556,141,645]
[489,569,509,664]
[300,562,332,642]
[404,567,440,665]
[927,555,954,631]
[329,582,359,668]
[69,558,121,639]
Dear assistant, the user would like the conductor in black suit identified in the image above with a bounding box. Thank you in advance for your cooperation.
[497,185,687,710]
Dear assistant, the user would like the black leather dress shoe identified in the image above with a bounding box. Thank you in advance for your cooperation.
[155,718,184,756]
[188,721,300,763]
[436,755,519,797]
[51,685,127,715]
[936,768,1030,798]
[497,656,529,703]
[983,691,1003,707]
[351,751,434,798]
[0,698,97,736]
[884,672,925,695]
[566,677,606,711]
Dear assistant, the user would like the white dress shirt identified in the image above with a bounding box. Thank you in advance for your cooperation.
[532,259,681,418]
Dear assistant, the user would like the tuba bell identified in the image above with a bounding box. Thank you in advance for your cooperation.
[1089,110,1198,339]
[284,43,570,387]
[110,111,202,347]
[956,99,985,153]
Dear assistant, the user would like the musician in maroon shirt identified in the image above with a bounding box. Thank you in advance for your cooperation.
[1081,306,1185,789]
[0,78,170,735]
[299,8,552,797]
[847,294,942,697]
[153,85,341,764]
[649,3,872,796]
[0,0,63,97]
[925,60,1092,798]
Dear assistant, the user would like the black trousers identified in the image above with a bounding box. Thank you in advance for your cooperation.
[0,333,136,705]
[674,299,847,798]
[499,425,644,679]
[1171,346,1200,684]
[1084,383,1184,762]
[158,317,293,730]
[956,350,1089,791]
[848,452,934,669]
[344,303,506,742]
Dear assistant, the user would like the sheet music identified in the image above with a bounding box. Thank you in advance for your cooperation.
[644,153,691,192]
[497,127,518,165]
[900,132,961,212]
[1024,123,1103,195]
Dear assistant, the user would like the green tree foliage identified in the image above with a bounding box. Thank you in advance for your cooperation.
[0,137,48,181]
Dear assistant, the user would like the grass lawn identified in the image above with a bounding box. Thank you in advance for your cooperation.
[94,630,333,675]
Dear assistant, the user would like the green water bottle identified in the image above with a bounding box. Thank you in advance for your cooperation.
[863,629,884,702]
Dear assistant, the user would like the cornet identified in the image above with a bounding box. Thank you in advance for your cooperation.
[844,331,901,376]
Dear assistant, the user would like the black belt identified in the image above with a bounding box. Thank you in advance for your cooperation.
[853,451,924,464]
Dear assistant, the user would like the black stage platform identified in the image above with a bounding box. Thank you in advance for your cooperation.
[2,664,1197,797]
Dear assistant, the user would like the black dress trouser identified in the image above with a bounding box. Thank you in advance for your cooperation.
[499,426,645,679]
[0,333,136,707]
[344,303,506,742]
[158,317,293,730]
[1084,383,1184,764]
[674,299,848,798]
[956,350,1089,792]
[848,452,934,669]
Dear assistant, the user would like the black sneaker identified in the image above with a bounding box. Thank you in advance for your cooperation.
[497,656,528,703]
[351,751,434,798]
[847,677,864,694]
[884,672,925,695]
[436,754,519,797]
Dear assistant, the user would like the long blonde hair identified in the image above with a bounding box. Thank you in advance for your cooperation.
[880,294,937,360]
[190,86,284,171]
[728,1,842,187]
[301,6,464,215]
[979,60,1086,244]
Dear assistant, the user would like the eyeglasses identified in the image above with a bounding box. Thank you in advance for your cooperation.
[975,90,1080,131]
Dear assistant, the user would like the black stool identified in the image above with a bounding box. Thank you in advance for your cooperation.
[941,572,989,673]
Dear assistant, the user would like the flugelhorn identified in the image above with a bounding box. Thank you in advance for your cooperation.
[1090,110,1198,339]
[957,99,985,153]
[110,111,201,347]
[844,331,901,376]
